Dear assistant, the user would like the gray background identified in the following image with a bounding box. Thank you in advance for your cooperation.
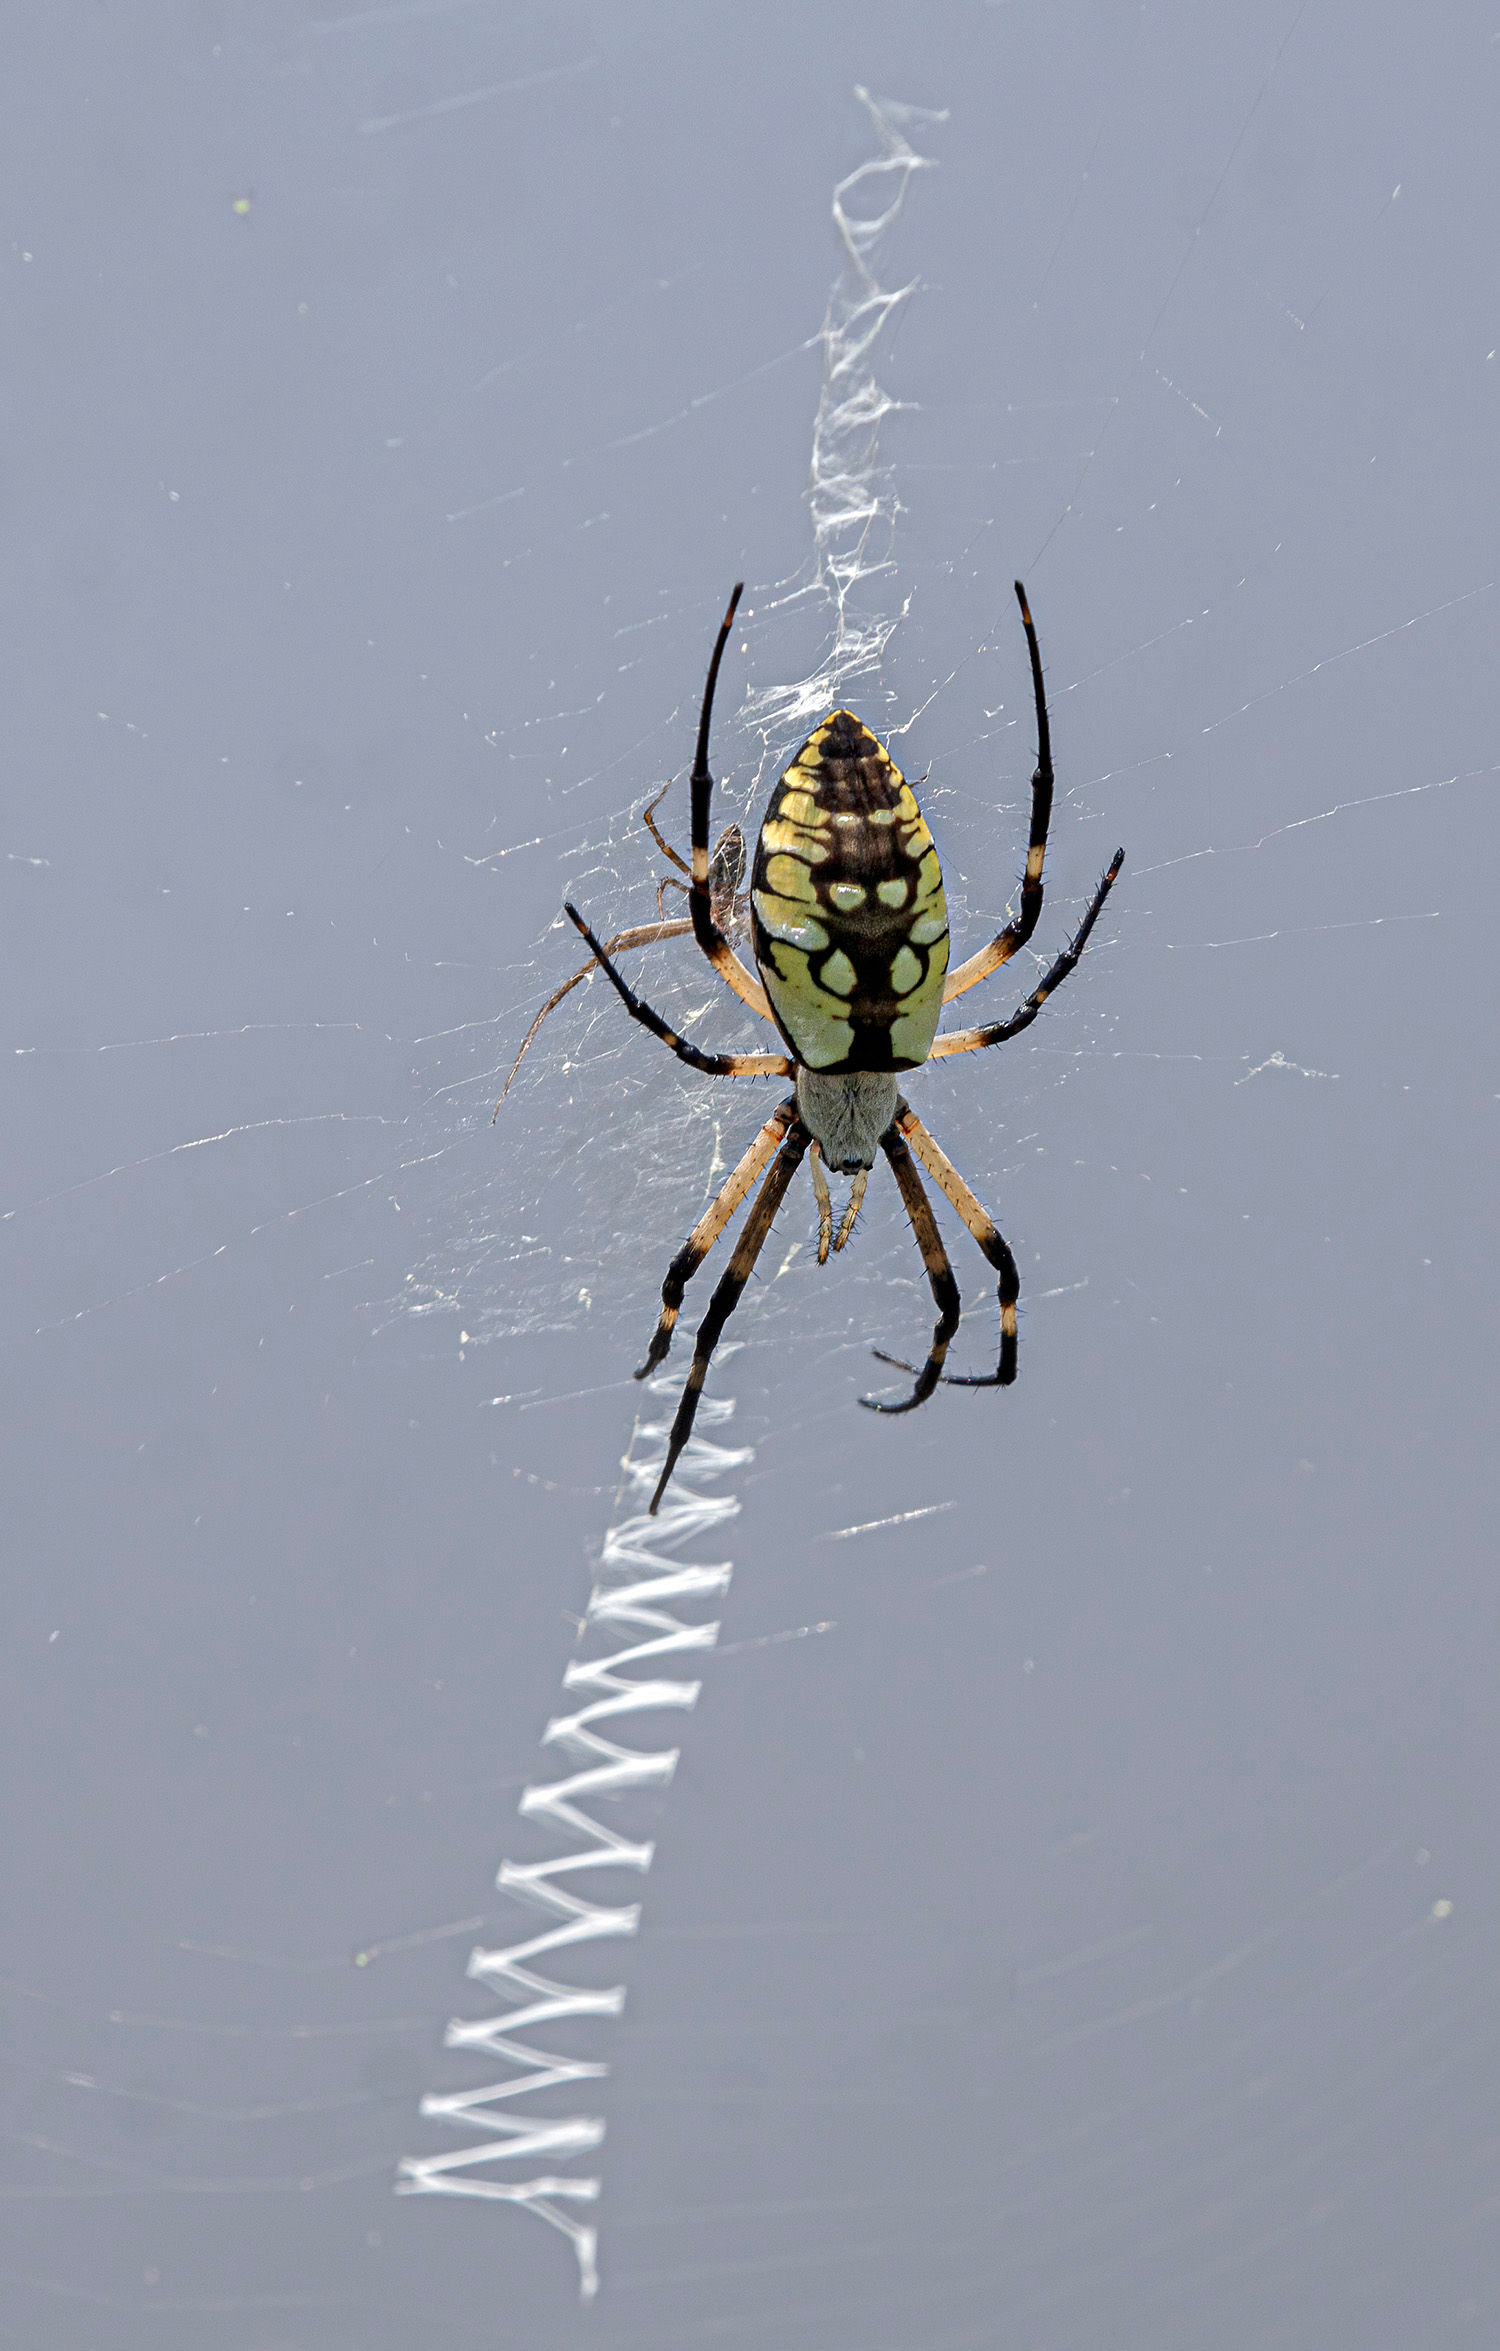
[4,2,1497,2345]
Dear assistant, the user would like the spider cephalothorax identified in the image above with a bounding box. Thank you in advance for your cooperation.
[544,582,1123,1512]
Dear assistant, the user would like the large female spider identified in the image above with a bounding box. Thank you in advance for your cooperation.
[556,582,1123,1513]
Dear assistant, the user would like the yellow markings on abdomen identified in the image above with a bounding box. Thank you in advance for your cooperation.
[778,787,825,827]
[754,833,831,953]
[883,925,949,1065]
[762,852,818,902]
[890,1005,940,1062]
[753,893,828,950]
[889,945,923,997]
[751,709,951,1073]
[759,816,829,862]
[763,941,855,1067]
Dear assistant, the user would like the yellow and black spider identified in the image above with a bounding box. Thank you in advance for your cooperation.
[556,581,1124,1514]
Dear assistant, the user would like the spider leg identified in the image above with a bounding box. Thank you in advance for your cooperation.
[809,1148,871,1266]
[943,581,1057,1004]
[563,905,792,1079]
[497,917,696,1108]
[641,779,693,877]
[649,1118,810,1514]
[505,771,765,1107]
[684,585,777,1026]
[859,1124,962,1415]
[658,824,760,991]
[930,848,1124,1060]
[636,1099,797,1378]
[808,1142,834,1264]
[832,1167,869,1255]
[648,797,747,922]
[895,1105,1019,1385]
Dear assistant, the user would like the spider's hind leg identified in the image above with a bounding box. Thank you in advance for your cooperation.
[648,1118,809,1514]
[636,1100,796,1379]
[896,1107,1020,1386]
[860,1120,962,1414]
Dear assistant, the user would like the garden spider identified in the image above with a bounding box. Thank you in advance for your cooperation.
[554,582,1124,1514]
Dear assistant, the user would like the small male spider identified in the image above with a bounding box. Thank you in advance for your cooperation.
[550,582,1123,1513]
[497,783,749,1105]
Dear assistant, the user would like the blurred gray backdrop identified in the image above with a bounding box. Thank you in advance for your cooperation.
[3,3,1497,2346]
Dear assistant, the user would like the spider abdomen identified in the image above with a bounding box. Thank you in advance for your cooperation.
[750,711,950,1074]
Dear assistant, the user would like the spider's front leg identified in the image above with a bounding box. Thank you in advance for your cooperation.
[931,847,1123,1059]
[942,580,1057,1005]
[561,905,790,1080]
[683,583,776,1025]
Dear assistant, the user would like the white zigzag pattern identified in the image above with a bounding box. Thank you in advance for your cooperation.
[394,1387,751,2298]
[398,85,939,2299]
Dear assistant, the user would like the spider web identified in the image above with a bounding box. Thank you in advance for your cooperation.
[383,84,1124,1363]
[385,55,1494,2304]
[392,88,965,2297]
[7,11,1495,2342]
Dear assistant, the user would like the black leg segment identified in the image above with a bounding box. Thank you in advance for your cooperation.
[860,1123,963,1414]
[648,1116,809,1514]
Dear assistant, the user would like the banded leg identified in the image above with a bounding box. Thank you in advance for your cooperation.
[642,779,751,923]
[897,1106,1019,1386]
[859,1124,962,1415]
[648,785,750,945]
[649,1120,810,1514]
[640,777,693,878]
[930,848,1124,1060]
[563,905,791,1081]
[500,804,758,1107]
[636,1099,797,1378]
[497,916,694,1106]
[943,581,1057,1004]
[685,584,775,1024]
